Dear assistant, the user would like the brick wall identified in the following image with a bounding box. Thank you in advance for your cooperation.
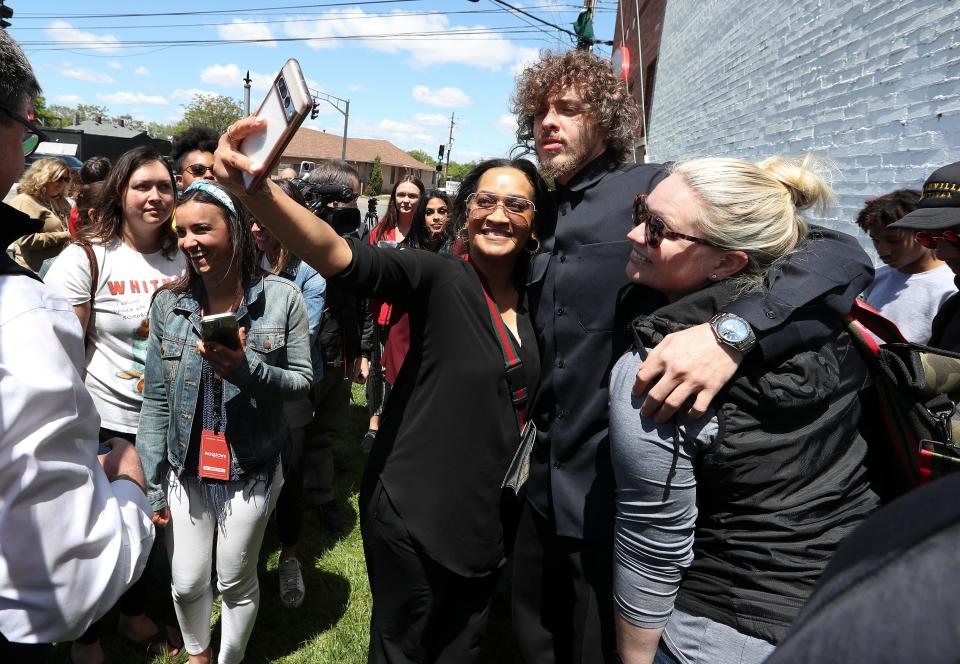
[646,0,960,240]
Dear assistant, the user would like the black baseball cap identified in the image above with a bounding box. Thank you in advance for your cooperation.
[889,161,960,230]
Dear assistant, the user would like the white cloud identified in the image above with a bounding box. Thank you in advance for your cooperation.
[200,64,274,92]
[347,84,364,93]
[134,66,151,77]
[411,85,471,109]
[413,112,451,127]
[170,88,220,101]
[348,117,440,149]
[97,92,169,106]
[284,9,539,72]
[106,61,123,70]
[53,94,85,105]
[218,19,277,47]
[497,114,517,136]
[62,67,114,85]
[45,20,121,53]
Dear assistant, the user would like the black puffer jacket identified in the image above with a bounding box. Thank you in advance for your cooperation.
[630,280,880,644]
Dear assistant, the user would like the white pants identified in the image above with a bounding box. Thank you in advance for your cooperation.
[165,465,282,663]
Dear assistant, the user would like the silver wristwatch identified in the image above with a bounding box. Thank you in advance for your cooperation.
[709,313,757,354]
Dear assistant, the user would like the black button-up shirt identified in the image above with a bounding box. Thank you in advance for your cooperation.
[527,154,874,540]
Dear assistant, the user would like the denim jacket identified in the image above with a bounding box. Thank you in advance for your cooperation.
[267,253,326,383]
[137,275,313,512]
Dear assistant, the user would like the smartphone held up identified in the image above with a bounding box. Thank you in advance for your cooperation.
[200,312,241,350]
[240,58,312,193]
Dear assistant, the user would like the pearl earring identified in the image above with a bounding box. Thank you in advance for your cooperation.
[709,273,718,280]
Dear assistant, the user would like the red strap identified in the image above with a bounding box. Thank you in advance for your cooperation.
[848,299,909,345]
[470,262,527,432]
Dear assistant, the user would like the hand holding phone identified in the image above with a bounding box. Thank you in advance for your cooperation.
[200,312,241,350]
[239,59,312,193]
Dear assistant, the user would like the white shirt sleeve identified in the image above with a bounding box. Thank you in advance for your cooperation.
[0,276,154,643]
[43,242,95,306]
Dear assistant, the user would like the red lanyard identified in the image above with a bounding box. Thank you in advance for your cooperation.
[470,262,528,432]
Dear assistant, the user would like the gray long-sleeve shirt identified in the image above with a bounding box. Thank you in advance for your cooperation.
[609,349,718,628]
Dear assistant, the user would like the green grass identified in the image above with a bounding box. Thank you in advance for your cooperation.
[54,385,517,663]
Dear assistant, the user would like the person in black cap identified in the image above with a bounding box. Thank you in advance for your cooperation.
[887,161,960,350]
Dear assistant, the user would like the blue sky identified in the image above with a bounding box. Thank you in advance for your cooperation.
[9,1,619,163]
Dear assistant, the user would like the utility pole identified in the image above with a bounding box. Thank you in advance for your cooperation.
[243,71,252,115]
[442,112,455,187]
[310,90,351,161]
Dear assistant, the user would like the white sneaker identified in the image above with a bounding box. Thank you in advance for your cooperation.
[278,557,305,608]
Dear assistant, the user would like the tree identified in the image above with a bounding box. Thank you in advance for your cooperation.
[407,149,436,166]
[364,156,383,196]
[147,121,179,140]
[176,94,243,136]
[77,104,111,122]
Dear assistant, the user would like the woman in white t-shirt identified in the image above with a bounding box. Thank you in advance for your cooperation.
[45,146,186,662]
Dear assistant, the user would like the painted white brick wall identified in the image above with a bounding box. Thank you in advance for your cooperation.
[646,0,960,243]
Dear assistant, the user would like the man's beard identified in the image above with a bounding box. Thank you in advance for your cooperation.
[537,138,594,182]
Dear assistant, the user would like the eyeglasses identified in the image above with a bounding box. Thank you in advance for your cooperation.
[633,194,718,249]
[0,106,49,157]
[468,192,536,217]
[184,163,215,177]
[916,230,960,249]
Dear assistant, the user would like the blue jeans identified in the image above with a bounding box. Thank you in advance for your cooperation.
[654,645,682,664]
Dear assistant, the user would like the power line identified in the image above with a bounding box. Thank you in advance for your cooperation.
[13,0,420,19]
[484,0,613,45]
[12,5,610,31]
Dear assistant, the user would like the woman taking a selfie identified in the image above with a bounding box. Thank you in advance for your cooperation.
[214,118,548,663]
[45,146,186,662]
[137,180,312,664]
[609,156,879,664]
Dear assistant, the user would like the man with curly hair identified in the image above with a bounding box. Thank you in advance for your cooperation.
[509,49,876,664]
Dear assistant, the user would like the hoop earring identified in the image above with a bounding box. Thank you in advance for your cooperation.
[526,237,541,254]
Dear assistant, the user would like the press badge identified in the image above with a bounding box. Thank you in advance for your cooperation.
[199,430,231,481]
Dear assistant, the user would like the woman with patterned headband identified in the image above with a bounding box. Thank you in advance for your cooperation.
[136,179,312,664]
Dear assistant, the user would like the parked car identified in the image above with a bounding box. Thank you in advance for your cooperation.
[23,153,83,174]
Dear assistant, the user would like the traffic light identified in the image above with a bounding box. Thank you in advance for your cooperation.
[438,144,445,161]
[1,1,13,29]
[310,102,320,120]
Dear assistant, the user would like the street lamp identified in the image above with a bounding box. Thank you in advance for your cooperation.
[310,89,350,161]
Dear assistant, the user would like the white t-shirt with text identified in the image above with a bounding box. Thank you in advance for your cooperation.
[45,239,185,433]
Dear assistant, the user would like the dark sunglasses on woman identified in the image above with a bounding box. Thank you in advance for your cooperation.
[916,229,960,249]
[0,106,49,157]
[632,194,718,248]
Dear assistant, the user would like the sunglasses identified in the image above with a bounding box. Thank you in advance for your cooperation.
[0,106,49,157]
[184,163,215,177]
[56,175,71,183]
[468,192,536,217]
[632,194,718,248]
[916,230,960,249]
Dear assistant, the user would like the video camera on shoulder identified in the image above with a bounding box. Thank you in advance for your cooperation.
[290,178,362,238]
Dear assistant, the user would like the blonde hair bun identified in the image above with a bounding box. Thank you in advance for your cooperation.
[758,154,834,214]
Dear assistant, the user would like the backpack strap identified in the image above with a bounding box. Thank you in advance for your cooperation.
[78,241,99,303]
[849,299,909,345]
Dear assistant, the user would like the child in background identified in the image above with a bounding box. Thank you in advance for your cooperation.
[859,189,956,344]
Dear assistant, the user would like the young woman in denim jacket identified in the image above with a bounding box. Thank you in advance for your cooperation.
[137,180,312,664]
[250,179,326,610]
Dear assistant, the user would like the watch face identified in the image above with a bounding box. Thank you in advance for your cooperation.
[717,317,750,343]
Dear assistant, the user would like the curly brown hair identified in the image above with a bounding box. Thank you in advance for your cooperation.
[510,49,640,164]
